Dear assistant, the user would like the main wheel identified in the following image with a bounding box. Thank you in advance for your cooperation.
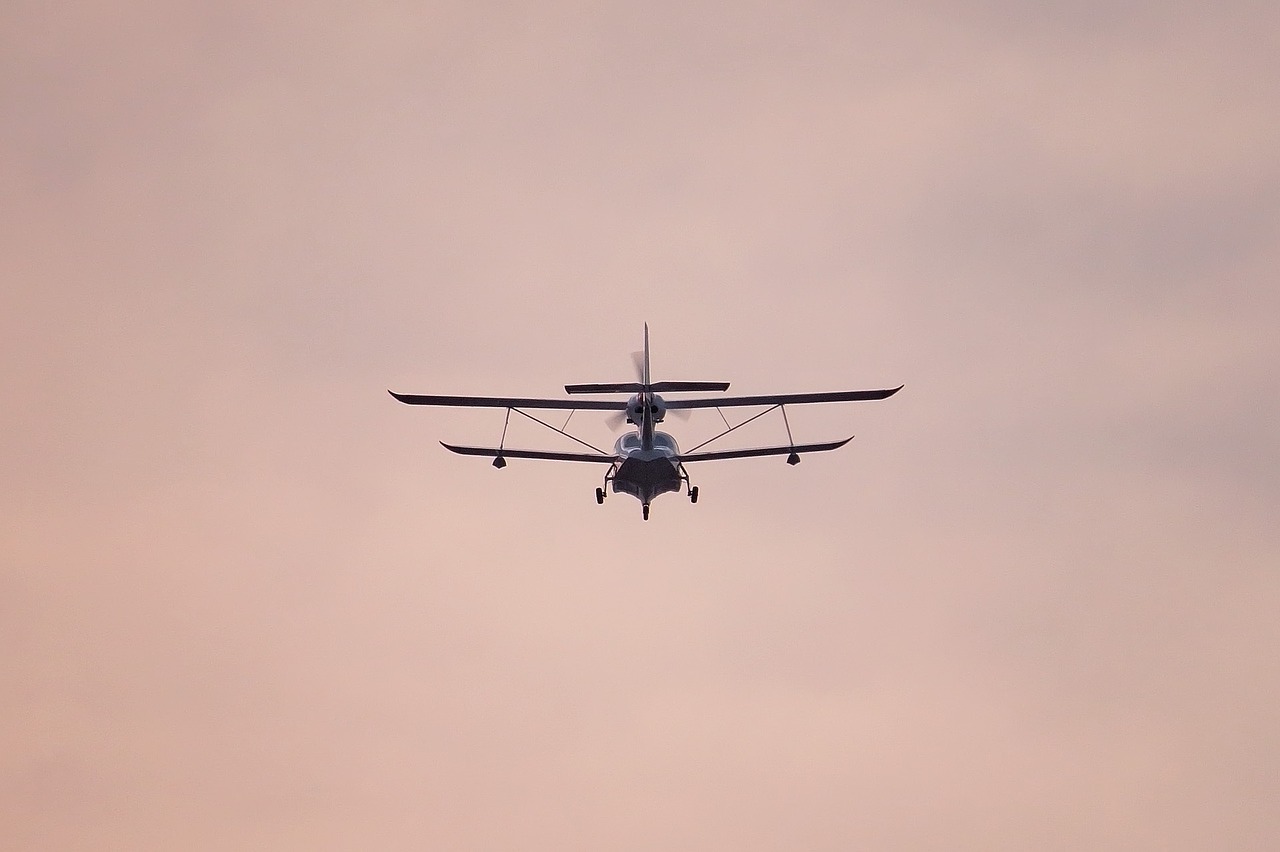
[595,487,605,504]
[689,486,699,504]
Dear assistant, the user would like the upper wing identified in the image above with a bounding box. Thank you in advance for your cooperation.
[665,385,902,410]
[441,442,617,463]
[389,390,626,411]
[679,436,853,462]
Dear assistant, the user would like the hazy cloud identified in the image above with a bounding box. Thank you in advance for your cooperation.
[3,2,1277,849]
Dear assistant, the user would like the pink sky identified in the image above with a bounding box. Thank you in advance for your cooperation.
[4,2,1279,849]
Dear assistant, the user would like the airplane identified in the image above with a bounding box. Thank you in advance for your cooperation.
[389,326,901,520]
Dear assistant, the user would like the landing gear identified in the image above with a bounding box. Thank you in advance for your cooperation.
[600,467,616,503]
[677,462,699,506]
[642,504,650,520]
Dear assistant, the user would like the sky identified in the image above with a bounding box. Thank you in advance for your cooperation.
[3,1,1279,849]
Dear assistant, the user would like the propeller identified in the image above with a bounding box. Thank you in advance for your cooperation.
[603,351,645,431]
[603,348,692,429]
[606,406,690,431]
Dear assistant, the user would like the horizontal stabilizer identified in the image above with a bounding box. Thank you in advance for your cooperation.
[564,381,731,394]
[648,381,730,393]
[564,382,644,394]
[679,436,853,462]
[441,442,617,463]
[390,390,625,411]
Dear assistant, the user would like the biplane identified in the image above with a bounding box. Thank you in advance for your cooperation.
[389,326,900,519]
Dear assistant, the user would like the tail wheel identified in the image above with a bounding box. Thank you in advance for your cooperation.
[642,504,650,520]
[595,487,605,504]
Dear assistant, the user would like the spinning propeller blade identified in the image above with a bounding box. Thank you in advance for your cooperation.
[611,348,643,431]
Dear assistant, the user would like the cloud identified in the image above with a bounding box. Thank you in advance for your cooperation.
[3,2,1278,849]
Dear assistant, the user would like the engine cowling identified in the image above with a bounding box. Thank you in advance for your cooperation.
[625,393,666,424]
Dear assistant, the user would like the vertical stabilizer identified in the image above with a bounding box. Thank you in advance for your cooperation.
[643,323,651,387]
[640,323,653,451]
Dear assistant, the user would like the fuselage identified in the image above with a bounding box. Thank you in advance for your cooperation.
[610,391,683,506]
[610,428,682,505]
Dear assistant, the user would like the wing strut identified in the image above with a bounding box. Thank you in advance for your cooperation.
[681,404,783,455]
[507,407,610,456]
[681,403,809,464]
[493,408,512,468]
[780,405,800,465]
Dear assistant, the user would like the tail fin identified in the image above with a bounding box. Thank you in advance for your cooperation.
[643,323,651,387]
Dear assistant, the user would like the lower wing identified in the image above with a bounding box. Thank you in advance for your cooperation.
[441,443,617,463]
[678,437,853,462]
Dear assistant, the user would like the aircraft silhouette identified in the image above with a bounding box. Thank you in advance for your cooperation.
[390,326,900,519]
